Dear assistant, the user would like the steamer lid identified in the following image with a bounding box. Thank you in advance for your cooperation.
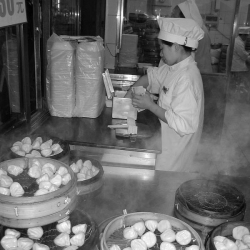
[175,179,246,218]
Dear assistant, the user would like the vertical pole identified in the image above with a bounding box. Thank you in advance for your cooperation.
[33,0,42,109]
[20,24,31,123]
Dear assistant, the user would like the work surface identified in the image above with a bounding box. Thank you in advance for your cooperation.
[78,164,250,247]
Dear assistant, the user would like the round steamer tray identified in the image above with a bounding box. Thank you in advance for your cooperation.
[100,212,205,250]
[0,209,99,250]
[69,155,104,196]
[174,179,246,237]
[0,157,78,228]
[205,221,250,250]
[10,134,70,163]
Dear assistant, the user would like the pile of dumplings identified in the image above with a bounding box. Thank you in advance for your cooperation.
[0,159,71,197]
[70,159,99,181]
[1,226,49,250]
[109,219,198,250]
[54,219,87,248]
[0,220,88,250]
[11,136,63,158]
[214,225,250,250]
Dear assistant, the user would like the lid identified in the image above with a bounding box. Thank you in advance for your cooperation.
[175,179,245,218]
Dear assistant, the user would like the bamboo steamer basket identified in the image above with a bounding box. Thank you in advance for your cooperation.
[0,157,78,228]
[205,221,250,250]
[10,134,70,164]
[100,212,205,250]
[174,179,246,238]
[69,155,104,196]
[0,209,99,250]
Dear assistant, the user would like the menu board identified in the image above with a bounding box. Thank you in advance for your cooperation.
[0,0,27,28]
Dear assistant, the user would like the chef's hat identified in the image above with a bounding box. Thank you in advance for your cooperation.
[178,0,203,28]
[158,18,204,49]
[238,27,250,35]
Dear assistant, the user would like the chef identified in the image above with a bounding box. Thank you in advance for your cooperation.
[125,18,204,171]
[230,26,250,92]
[159,0,213,73]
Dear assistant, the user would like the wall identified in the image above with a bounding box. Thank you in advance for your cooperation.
[207,0,249,45]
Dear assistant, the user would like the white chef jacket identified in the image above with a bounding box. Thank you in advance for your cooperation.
[147,56,204,171]
[231,36,249,72]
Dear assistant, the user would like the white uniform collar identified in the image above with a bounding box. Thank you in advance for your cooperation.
[167,55,195,72]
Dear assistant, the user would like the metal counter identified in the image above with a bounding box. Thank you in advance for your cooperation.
[31,106,162,169]
[77,164,250,247]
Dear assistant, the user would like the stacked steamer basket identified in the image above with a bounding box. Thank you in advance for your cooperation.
[9,134,70,164]
[69,153,104,197]
[100,212,205,250]
[0,157,99,250]
[141,17,161,66]
[174,179,246,241]
[205,221,250,250]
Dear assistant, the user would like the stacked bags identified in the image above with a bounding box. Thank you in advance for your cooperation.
[46,34,105,118]
[73,37,105,118]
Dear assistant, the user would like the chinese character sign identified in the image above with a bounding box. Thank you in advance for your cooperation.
[0,0,27,28]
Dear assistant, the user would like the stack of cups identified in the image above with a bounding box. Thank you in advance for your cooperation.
[50,41,75,117]
[73,39,105,118]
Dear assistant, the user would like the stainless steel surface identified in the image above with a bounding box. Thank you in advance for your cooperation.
[110,74,140,81]
[79,165,250,245]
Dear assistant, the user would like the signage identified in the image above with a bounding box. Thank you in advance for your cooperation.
[0,0,27,28]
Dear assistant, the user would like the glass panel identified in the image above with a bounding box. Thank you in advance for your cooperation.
[52,0,78,36]
[0,27,21,126]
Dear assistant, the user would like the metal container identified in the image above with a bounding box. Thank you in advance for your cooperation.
[174,179,246,239]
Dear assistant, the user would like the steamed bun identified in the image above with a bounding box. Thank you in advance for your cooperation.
[132,221,146,236]
[17,237,34,250]
[160,228,176,243]
[10,182,24,197]
[145,220,158,232]
[123,227,138,240]
[27,227,43,240]
[158,220,172,233]
[233,226,250,240]
[1,235,18,250]
[175,230,192,245]
[141,231,157,248]
[54,233,70,247]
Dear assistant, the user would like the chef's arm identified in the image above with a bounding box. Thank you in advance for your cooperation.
[125,75,149,98]
[148,103,168,124]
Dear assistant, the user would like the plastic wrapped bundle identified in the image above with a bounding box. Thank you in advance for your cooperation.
[73,37,105,118]
[118,34,138,68]
[46,33,76,117]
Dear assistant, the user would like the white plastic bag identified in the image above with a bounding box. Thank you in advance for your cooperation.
[73,37,105,118]
[46,33,76,117]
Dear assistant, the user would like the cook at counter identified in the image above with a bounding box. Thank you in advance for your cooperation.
[125,18,204,171]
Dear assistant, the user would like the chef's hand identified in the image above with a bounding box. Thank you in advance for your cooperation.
[132,92,154,110]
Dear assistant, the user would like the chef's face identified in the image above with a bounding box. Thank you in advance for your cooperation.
[160,42,177,66]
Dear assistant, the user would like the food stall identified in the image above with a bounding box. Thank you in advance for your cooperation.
[1,0,250,250]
